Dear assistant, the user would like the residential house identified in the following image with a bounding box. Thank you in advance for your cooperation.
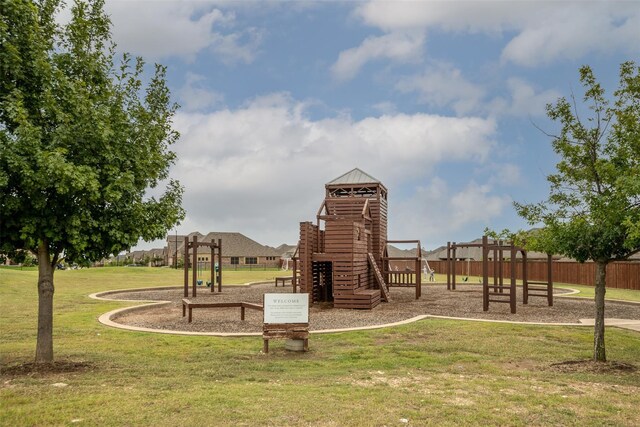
[167,231,282,268]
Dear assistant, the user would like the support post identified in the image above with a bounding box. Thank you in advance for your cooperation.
[292,257,298,293]
[523,250,529,305]
[492,243,498,293]
[446,242,451,290]
[547,254,553,307]
[499,243,504,293]
[482,236,489,311]
[451,242,456,291]
[510,244,516,314]
[210,244,214,292]
[415,257,421,299]
[192,235,198,297]
[217,239,223,293]
[183,236,189,297]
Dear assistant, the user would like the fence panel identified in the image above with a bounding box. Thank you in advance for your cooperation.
[429,260,639,290]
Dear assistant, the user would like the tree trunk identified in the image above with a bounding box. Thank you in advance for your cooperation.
[35,240,54,364]
[593,260,607,362]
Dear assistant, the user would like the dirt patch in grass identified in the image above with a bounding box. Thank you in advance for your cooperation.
[102,283,640,334]
[548,360,637,373]
[1,360,94,376]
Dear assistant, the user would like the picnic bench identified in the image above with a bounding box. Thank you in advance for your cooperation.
[182,298,263,323]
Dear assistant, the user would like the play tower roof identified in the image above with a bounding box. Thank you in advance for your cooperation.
[326,168,380,186]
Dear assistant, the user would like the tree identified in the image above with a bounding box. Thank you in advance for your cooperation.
[0,0,184,364]
[514,62,640,362]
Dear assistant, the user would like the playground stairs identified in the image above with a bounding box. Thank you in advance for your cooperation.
[368,253,390,302]
[333,288,381,309]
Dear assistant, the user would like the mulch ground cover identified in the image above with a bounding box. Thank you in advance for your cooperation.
[103,283,640,334]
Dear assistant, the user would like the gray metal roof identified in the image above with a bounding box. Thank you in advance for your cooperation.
[326,168,380,185]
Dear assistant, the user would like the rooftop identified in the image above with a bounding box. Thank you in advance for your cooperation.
[326,168,380,186]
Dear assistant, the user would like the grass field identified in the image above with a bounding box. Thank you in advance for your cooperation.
[1,267,639,426]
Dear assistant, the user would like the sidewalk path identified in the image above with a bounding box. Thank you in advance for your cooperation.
[579,318,640,332]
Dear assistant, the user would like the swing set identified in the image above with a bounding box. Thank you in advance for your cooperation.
[446,236,553,314]
[183,235,223,297]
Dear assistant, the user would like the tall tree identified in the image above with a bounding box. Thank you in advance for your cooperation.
[0,0,184,363]
[514,62,640,362]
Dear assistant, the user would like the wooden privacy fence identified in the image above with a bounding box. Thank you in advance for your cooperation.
[428,260,640,290]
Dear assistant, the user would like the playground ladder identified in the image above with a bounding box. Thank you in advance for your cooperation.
[368,253,390,302]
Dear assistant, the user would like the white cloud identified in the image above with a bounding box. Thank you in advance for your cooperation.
[449,182,511,228]
[356,0,522,32]
[352,1,640,67]
[394,178,511,245]
[178,73,224,112]
[396,63,486,116]
[104,1,262,63]
[169,94,497,245]
[501,78,559,117]
[397,64,558,118]
[209,27,264,65]
[501,4,640,67]
[487,163,522,187]
[331,31,425,81]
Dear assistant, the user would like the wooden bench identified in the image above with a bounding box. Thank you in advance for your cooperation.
[274,276,293,287]
[182,299,263,323]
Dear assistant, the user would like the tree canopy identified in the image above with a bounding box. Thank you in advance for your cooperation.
[513,62,640,361]
[515,62,640,262]
[0,0,184,363]
[0,0,184,264]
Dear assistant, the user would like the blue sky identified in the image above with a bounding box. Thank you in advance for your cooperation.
[102,0,640,250]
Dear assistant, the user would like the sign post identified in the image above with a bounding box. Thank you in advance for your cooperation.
[263,293,309,353]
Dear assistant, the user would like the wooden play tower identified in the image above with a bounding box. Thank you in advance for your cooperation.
[296,168,420,309]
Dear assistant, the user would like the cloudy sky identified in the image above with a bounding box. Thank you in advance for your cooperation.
[107,0,639,250]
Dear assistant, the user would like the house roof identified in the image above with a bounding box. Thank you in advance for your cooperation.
[432,238,558,260]
[326,168,380,186]
[167,232,203,249]
[146,248,166,258]
[275,244,297,258]
[386,244,421,258]
[128,248,165,260]
[193,232,281,257]
[424,246,446,261]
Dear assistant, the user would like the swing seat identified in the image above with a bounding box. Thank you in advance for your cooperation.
[197,279,203,286]
[463,277,468,282]
[206,281,212,287]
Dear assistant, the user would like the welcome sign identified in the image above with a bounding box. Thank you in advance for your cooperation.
[263,293,309,324]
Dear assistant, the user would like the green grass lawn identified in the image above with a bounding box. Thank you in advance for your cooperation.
[554,283,640,302]
[1,267,639,426]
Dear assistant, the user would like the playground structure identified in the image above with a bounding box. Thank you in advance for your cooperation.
[294,168,422,309]
[383,240,422,299]
[446,236,553,313]
[183,235,223,297]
